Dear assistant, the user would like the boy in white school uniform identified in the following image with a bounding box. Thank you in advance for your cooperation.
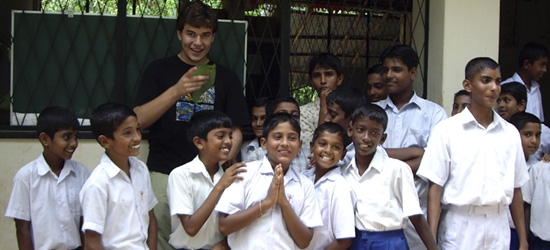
[216,113,323,250]
[81,102,158,249]
[5,106,90,250]
[516,113,550,249]
[342,104,437,250]
[167,110,245,249]
[375,44,447,250]
[417,57,529,250]
[302,122,355,250]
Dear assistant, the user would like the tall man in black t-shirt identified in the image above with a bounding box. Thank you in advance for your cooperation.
[134,2,250,249]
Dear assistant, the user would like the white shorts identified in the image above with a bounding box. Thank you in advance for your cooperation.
[438,204,509,250]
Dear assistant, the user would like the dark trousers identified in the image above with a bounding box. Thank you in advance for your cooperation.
[350,228,409,250]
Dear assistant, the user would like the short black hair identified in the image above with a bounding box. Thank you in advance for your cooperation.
[454,89,470,99]
[265,96,300,116]
[501,82,527,104]
[177,0,218,32]
[518,42,549,67]
[326,86,368,118]
[189,110,233,142]
[312,122,346,146]
[510,112,541,131]
[308,53,343,78]
[91,102,137,142]
[464,57,500,81]
[250,97,272,113]
[379,44,419,70]
[262,112,301,139]
[367,63,385,76]
[351,104,388,131]
[37,106,80,138]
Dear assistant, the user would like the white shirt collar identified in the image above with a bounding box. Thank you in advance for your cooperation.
[344,145,387,175]
[378,92,422,112]
[188,155,224,179]
[36,154,76,179]
[258,156,301,184]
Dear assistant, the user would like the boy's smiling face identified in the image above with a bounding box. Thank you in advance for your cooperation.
[366,73,388,102]
[41,127,79,161]
[196,127,233,162]
[382,57,416,97]
[463,68,502,109]
[525,57,548,82]
[519,122,541,159]
[261,121,302,171]
[348,116,386,157]
[310,131,345,169]
[104,116,142,158]
[251,106,266,138]
[496,93,525,121]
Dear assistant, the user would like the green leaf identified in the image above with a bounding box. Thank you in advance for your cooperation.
[191,64,216,104]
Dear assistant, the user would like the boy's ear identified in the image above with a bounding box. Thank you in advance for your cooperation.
[192,136,204,150]
[337,73,345,86]
[519,100,527,112]
[522,59,531,69]
[462,79,472,92]
[309,141,314,149]
[260,137,267,149]
[38,132,51,147]
[409,66,417,81]
[347,122,353,138]
[380,133,388,145]
[97,135,110,149]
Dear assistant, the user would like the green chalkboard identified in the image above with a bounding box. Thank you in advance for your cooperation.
[11,11,247,122]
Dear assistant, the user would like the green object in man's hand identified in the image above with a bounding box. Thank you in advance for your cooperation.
[191,64,216,103]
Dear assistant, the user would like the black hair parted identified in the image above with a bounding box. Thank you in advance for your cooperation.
[464,57,500,81]
[510,112,541,131]
[262,112,301,139]
[189,110,232,142]
[501,82,528,104]
[312,122,347,145]
[308,52,343,78]
[37,106,80,138]
[518,42,549,67]
[454,89,471,99]
[265,96,300,116]
[177,0,218,33]
[351,103,388,131]
[326,86,368,118]
[379,44,419,70]
[91,102,137,142]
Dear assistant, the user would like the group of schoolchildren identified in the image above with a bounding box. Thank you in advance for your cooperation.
[4,0,550,249]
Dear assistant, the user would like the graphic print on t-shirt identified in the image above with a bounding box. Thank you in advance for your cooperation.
[175,87,215,122]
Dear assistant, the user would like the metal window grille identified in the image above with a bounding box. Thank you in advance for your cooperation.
[1,0,428,135]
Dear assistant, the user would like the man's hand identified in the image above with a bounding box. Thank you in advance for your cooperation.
[173,67,210,97]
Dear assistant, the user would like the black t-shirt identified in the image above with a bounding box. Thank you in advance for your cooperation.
[135,55,250,174]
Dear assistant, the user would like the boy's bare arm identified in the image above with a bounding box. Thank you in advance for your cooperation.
[510,188,528,250]
[179,163,246,236]
[276,166,314,249]
[14,219,33,250]
[147,210,157,250]
[211,237,230,250]
[317,89,331,127]
[409,215,438,250]
[524,203,531,241]
[385,147,424,174]
[427,181,442,239]
[84,230,105,250]
[218,168,280,236]
[325,238,352,250]
[134,67,208,129]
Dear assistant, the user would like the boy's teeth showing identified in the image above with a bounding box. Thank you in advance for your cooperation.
[131,145,140,149]
[220,147,230,152]
[360,144,370,149]
[320,156,333,161]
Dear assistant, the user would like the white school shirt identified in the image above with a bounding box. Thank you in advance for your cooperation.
[167,156,224,249]
[502,73,545,122]
[535,124,550,159]
[341,146,423,231]
[417,108,529,206]
[337,142,355,168]
[247,144,312,173]
[508,155,539,229]
[215,156,323,250]
[241,139,260,162]
[522,160,550,240]
[302,167,355,250]
[80,154,157,250]
[5,155,90,250]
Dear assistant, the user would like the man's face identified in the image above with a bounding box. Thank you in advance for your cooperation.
[382,57,416,97]
[177,24,215,65]
[525,57,548,82]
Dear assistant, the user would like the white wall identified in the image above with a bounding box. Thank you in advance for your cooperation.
[0,139,149,249]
